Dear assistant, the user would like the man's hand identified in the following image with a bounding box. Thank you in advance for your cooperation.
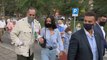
[59,51,64,56]
[61,32,64,35]
[59,51,67,60]
[18,41,24,46]
[38,37,44,44]
[14,40,24,47]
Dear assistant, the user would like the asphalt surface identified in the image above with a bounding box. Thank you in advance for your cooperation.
[0,31,41,60]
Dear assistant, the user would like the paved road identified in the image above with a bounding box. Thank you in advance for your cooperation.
[0,43,16,60]
[0,31,107,60]
[0,31,41,60]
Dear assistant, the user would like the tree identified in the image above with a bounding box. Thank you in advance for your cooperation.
[93,0,107,15]
[15,0,64,16]
[0,0,91,17]
[0,0,17,16]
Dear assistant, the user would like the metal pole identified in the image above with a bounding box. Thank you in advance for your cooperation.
[73,16,76,32]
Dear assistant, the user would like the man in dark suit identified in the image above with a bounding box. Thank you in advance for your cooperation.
[94,15,107,55]
[68,12,103,60]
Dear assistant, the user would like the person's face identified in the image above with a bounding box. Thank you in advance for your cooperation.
[58,20,63,24]
[45,18,53,28]
[99,17,107,22]
[27,9,36,23]
[84,16,96,25]
[83,16,96,31]
[98,16,107,26]
[100,16,107,22]
[27,9,36,18]
[46,18,51,24]
[55,12,59,16]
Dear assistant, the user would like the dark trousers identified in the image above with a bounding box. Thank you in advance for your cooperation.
[17,54,34,60]
[0,28,4,42]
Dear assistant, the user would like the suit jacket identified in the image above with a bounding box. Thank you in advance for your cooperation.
[67,29,103,60]
[94,23,107,55]
[94,23,107,48]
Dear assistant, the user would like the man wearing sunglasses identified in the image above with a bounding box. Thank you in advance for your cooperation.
[10,7,41,60]
[94,15,107,56]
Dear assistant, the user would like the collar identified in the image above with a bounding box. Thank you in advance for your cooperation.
[96,22,104,28]
[84,28,94,38]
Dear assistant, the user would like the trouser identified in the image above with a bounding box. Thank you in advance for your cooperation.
[41,48,56,60]
[17,54,34,60]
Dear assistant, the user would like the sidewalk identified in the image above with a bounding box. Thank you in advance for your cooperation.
[0,43,16,60]
[0,31,41,60]
[0,31,107,60]
[0,42,42,60]
[0,42,107,60]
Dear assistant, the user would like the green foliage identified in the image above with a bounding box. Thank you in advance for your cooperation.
[93,0,107,15]
[0,0,91,16]
[60,2,79,16]
[0,0,17,16]
[15,0,64,16]
[59,0,90,16]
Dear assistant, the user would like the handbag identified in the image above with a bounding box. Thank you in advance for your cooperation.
[39,36,46,48]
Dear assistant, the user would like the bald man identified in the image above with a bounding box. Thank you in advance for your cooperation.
[10,7,41,60]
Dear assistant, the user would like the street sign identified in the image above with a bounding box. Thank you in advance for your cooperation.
[72,8,79,17]
[72,8,79,32]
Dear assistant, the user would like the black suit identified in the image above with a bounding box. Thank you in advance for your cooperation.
[67,29,103,60]
[94,23,107,55]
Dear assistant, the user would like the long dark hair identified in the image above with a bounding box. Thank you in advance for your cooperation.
[45,15,57,29]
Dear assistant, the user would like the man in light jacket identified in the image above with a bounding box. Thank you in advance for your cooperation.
[10,7,41,60]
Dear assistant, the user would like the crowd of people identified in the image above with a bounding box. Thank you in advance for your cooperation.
[0,7,107,60]
[0,17,17,42]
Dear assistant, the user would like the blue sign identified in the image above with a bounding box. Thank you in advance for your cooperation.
[72,8,79,16]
